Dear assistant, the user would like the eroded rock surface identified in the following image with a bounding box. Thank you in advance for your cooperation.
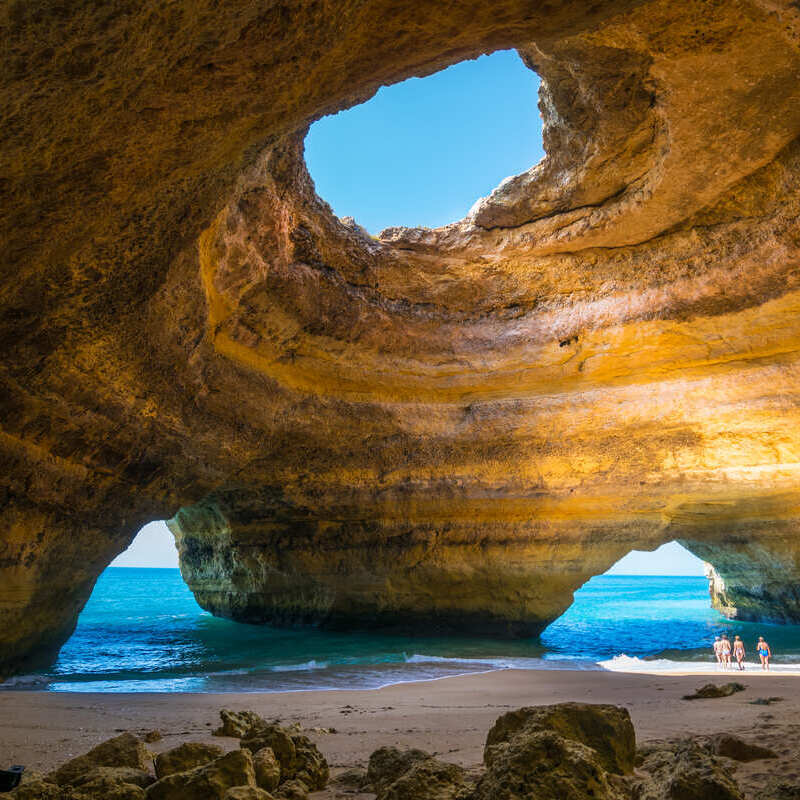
[367,747,470,800]
[154,743,225,780]
[634,740,745,800]
[51,734,151,786]
[146,749,256,800]
[484,703,635,775]
[361,706,769,800]
[3,0,800,673]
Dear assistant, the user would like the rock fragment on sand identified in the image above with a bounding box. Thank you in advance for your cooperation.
[635,739,744,800]
[366,746,469,800]
[749,696,784,705]
[380,758,469,800]
[682,682,745,700]
[215,710,265,738]
[146,749,256,800]
[154,742,225,778]
[143,731,162,743]
[252,747,281,791]
[333,767,368,788]
[710,733,778,762]
[484,702,636,775]
[51,733,151,786]
[367,747,431,794]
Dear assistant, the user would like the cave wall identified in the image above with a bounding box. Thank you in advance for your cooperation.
[3,0,800,676]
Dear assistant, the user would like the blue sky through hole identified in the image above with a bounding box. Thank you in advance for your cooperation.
[305,50,544,234]
[112,522,705,575]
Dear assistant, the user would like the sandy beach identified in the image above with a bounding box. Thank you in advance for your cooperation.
[1,668,798,798]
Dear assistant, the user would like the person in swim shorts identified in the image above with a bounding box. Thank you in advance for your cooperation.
[733,635,746,670]
[756,636,771,670]
[712,636,723,667]
[720,634,732,669]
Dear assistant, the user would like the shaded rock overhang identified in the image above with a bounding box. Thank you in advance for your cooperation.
[2,0,800,677]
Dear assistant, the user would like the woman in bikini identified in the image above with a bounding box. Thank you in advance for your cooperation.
[757,636,771,670]
[719,634,732,669]
[712,636,723,667]
[733,635,746,670]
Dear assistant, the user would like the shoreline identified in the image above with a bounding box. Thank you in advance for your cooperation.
[5,658,800,696]
[2,668,799,795]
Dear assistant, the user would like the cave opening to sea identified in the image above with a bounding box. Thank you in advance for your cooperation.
[21,534,800,693]
[304,49,544,234]
[540,541,719,669]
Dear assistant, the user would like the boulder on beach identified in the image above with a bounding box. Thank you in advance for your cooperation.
[215,710,265,739]
[333,767,368,788]
[367,747,431,794]
[683,683,745,700]
[379,758,469,800]
[366,747,469,800]
[146,749,256,800]
[51,733,151,786]
[635,739,744,800]
[155,742,225,778]
[484,702,636,775]
[473,730,626,800]
[710,733,778,762]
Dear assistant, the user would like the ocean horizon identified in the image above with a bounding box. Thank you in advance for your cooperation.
[5,568,800,693]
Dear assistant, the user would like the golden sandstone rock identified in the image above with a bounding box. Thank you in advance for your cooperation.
[2,0,800,676]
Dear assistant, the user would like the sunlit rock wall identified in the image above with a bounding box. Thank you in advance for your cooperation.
[3,0,800,675]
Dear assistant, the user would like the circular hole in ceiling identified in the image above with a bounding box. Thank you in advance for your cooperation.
[305,49,543,236]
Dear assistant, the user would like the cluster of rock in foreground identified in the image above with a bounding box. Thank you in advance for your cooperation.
[9,703,786,799]
[9,710,327,800]
[349,703,780,800]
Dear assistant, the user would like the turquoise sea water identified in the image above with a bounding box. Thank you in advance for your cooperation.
[5,569,800,692]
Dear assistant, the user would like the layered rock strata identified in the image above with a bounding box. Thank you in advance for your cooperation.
[3,0,800,676]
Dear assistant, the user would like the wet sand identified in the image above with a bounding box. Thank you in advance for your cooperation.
[1,669,797,798]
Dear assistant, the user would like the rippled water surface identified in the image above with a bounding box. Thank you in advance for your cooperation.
[6,569,800,691]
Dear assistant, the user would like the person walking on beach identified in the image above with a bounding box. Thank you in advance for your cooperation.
[720,634,732,669]
[713,636,723,667]
[757,636,771,670]
[733,635,746,670]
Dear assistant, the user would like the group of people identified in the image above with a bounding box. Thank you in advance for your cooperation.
[713,634,772,670]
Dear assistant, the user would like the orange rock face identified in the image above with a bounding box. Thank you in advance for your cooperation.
[2,0,800,677]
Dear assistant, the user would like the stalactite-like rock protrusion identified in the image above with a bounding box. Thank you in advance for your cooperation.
[3,0,800,676]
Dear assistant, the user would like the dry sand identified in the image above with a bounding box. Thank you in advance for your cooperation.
[1,669,797,798]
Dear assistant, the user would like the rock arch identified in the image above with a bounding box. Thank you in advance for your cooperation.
[3,0,800,677]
